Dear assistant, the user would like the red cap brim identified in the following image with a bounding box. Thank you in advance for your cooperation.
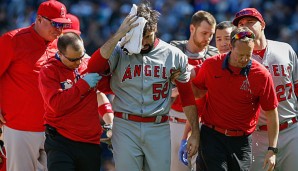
[63,29,81,35]
[52,18,72,24]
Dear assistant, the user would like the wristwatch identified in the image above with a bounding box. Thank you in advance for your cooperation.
[268,147,278,154]
[102,123,113,138]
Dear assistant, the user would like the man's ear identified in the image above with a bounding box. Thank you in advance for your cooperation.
[57,51,63,57]
[261,22,266,30]
[36,15,43,23]
[229,43,233,50]
[190,24,195,35]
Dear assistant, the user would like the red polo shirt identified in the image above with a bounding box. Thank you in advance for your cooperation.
[192,53,278,134]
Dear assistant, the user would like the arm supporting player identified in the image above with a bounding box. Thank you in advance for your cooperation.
[175,80,199,157]
[264,108,279,149]
[88,49,109,74]
[262,108,279,171]
[191,75,207,99]
[97,92,114,124]
[182,121,192,140]
[178,120,193,166]
[192,87,207,99]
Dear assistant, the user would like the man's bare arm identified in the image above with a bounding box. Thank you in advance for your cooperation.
[263,108,279,171]
[100,15,138,59]
[182,105,199,157]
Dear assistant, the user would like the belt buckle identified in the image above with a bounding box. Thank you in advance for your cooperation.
[287,119,294,127]
[170,116,177,123]
[256,126,260,131]
[155,115,162,124]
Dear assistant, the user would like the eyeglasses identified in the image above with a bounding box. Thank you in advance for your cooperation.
[235,10,256,18]
[61,51,86,62]
[232,31,255,40]
[42,16,67,29]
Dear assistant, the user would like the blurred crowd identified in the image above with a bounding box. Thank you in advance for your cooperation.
[1,0,298,54]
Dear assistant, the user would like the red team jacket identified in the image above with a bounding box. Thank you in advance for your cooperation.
[0,25,57,131]
[39,56,108,144]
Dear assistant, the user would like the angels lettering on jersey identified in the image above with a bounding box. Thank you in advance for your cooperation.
[264,64,291,79]
[121,64,175,82]
[120,64,178,101]
[264,63,294,102]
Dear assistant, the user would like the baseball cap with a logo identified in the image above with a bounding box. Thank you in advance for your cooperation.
[37,1,71,24]
[232,8,265,26]
[63,14,81,35]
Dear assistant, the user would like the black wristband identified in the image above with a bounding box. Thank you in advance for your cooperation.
[268,147,278,154]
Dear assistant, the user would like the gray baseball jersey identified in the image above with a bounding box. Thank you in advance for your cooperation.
[252,40,298,125]
[108,40,190,116]
[169,40,219,171]
[170,40,219,62]
[251,40,298,171]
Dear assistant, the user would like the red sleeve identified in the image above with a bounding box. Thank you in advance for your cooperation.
[0,33,14,78]
[38,66,91,116]
[192,62,207,90]
[259,74,279,111]
[0,33,14,109]
[88,48,110,74]
[175,81,196,107]
[97,75,113,94]
[295,83,298,98]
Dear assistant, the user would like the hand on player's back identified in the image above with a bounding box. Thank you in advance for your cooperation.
[170,69,181,84]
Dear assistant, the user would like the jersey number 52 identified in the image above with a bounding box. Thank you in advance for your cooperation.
[153,82,169,101]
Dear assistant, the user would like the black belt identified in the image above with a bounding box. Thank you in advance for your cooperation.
[45,124,59,137]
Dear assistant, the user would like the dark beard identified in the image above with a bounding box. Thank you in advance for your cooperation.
[140,44,153,54]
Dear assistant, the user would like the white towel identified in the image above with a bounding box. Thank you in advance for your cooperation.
[120,4,147,55]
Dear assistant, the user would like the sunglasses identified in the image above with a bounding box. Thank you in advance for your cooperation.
[42,16,67,29]
[235,10,256,18]
[61,51,86,62]
[232,31,255,40]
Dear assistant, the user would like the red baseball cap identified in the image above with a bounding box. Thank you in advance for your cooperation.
[37,1,71,24]
[232,8,265,26]
[63,14,81,35]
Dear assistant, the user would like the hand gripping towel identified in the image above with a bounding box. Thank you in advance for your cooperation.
[120,4,147,55]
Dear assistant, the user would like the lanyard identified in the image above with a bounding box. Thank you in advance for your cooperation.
[74,68,81,82]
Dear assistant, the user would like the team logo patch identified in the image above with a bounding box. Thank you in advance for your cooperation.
[240,79,249,91]
[60,7,66,17]
[60,79,73,90]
